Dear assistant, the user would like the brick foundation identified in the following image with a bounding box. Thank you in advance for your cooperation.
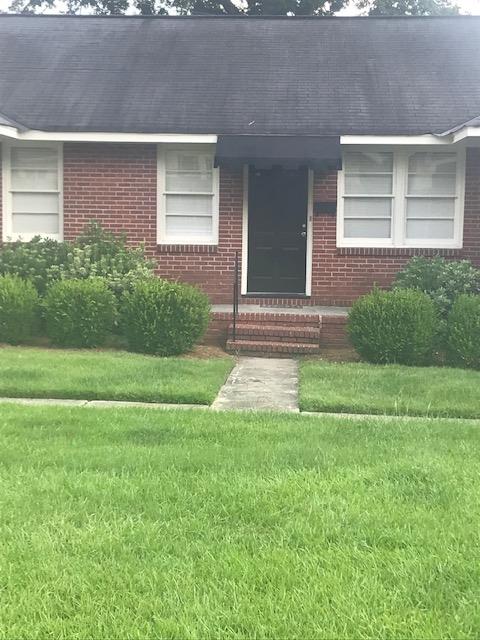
[204,314,230,346]
[320,315,350,348]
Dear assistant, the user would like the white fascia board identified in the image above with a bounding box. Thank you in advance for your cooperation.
[453,127,480,143]
[340,134,453,146]
[0,125,20,139]
[0,127,217,144]
[0,130,458,146]
[3,128,471,147]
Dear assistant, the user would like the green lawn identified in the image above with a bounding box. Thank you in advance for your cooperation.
[0,346,233,405]
[2,404,480,638]
[300,359,480,418]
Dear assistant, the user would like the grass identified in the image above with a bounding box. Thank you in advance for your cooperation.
[1,405,480,638]
[0,346,233,405]
[300,359,480,418]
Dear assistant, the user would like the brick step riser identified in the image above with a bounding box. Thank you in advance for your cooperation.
[226,350,317,358]
[227,348,320,356]
[227,324,320,343]
[212,312,321,327]
[228,332,320,344]
[226,339,320,355]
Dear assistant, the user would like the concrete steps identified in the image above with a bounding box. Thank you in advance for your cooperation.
[226,313,321,355]
[207,308,350,354]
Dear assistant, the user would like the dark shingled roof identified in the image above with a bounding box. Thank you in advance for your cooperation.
[0,14,480,136]
[0,109,26,129]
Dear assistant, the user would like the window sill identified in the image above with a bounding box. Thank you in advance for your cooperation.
[2,233,63,243]
[156,244,218,254]
[336,246,463,257]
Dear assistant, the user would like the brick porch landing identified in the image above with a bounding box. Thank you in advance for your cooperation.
[206,305,350,355]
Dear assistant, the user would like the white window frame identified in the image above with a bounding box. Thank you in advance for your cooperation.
[157,143,219,245]
[337,146,466,249]
[2,141,64,242]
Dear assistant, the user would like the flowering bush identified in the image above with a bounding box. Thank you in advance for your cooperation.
[394,256,480,319]
[0,237,68,294]
[0,221,155,298]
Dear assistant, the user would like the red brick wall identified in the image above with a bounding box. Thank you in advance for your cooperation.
[63,143,243,304]
[154,167,243,303]
[63,143,157,245]
[1,142,479,306]
[463,149,480,264]
[320,315,350,348]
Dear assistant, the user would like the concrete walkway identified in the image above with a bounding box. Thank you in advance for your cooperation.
[0,358,300,413]
[212,357,299,412]
[0,397,209,410]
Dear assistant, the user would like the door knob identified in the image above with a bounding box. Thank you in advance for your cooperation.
[300,231,307,237]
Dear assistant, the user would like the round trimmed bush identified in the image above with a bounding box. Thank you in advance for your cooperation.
[0,274,39,344]
[447,294,480,369]
[122,279,210,356]
[44,278,116,348]
[347,288,437,366]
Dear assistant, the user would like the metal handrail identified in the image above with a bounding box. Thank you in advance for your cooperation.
[232,250,239,342]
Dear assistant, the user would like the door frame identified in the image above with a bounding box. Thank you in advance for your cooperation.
[240,165,313,297]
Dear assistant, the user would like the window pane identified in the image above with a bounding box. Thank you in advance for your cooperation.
[345,174,392,195]
[407,219,454,240]
[408,152,457,197]
[344,197,392,218]
[12,192,59,214]
[407,198,455,219]
[344,151,393,173]
[12,214,59,234]
[166,171,213,193]
[11,147,57,170]
[166,151,213,172]
[408,174,456,196]
[408,152,456,174]
[11,169,58,191]
[166,194,212,215]
[166,215,213,238]
[344,219,391,238]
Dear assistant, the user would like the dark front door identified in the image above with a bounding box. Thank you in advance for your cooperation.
[247,166,308,295]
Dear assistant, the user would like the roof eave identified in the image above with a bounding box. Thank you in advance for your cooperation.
[0,110,28,133]
[436,114,480,142]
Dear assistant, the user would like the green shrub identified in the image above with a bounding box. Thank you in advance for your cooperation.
[44,278,116,348]
[122,279,210,356]
[48,222,155,299]
[348,288,437,365]
[0,275,39,344]
[0,222,155,299]
[0,237,69,294]
[394,256,480,318]
[447,294,480,369]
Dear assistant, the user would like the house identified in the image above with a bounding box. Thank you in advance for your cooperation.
[1,14,480,353]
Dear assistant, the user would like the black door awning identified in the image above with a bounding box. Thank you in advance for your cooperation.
[214,135,342,170]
